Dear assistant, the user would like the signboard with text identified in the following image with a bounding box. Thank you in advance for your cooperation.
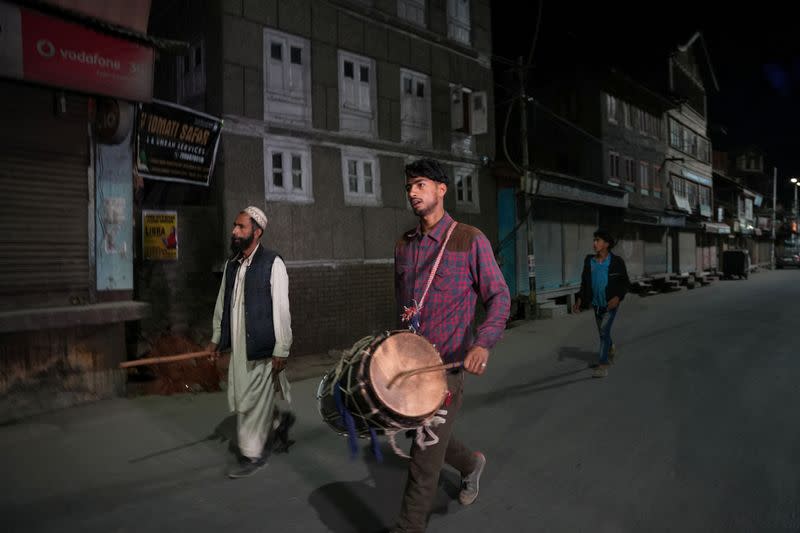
[0,1,154,101]
[136,100,222,186]
[142,210,178,261]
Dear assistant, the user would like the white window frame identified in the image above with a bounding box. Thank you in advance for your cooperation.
[398,0,425,27]
[341,149,381,207]
[653,165,663,198]
[623,157,635,191]
[449,83,487,136]
[338,50,377,136]
[400,68,432,146]
[453,164,480,213]
[639,161,650,196]
[608,150,620,184]
[263,29,312,126]
[177,40,206,105]
[264,136,314,204]
[606,94,618,124]
[447,0,471,45]
[699,185,712,209]
[622,102,631,129]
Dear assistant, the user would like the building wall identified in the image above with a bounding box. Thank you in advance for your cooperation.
[214,0,496,355]
[601,98,668,212]
[0,323,126,423]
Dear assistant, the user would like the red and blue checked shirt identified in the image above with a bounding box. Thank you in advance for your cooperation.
[394,212,511,364]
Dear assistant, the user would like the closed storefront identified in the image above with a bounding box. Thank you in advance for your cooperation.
[533,200,597,293]
[676,230,697,274]
[644,226,669,275]
[0,81,90,310]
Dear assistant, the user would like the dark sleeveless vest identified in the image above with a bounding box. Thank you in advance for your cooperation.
[218,245,280,360]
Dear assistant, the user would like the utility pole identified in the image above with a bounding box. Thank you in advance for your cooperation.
[771,167,776,269]
[518,56,537,314]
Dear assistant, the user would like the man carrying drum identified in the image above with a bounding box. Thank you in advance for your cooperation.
[391,159,510,532]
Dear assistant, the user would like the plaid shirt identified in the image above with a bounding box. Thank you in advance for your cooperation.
[394,212,510,364]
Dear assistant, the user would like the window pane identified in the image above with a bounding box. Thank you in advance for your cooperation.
[360,66,369,83]
[290,46,302,65]
[404,77,413,94]
[363,162,373,177]
[365,178,373,194]
[456,175,464,201]
[291,155,302,190]
[344,61,354,78]
[272,152,283,187]
[349,177,358,193]
[270,42,282,61]
[466,175,473,202]
[347,160,358,176]
[417,82,425,98]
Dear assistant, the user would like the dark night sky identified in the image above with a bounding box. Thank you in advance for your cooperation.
[492,2,800,205]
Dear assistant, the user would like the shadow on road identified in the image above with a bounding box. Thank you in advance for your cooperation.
[308,445,458,533]
[472,367,593,407]
[557,347,597,366]
[128,414,238,464]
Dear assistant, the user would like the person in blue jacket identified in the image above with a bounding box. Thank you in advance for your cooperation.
[572,229,630,378]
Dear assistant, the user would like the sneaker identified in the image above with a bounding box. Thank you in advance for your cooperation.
[592,366,609,378]
[459,452,486,506]
[227,457,266,479]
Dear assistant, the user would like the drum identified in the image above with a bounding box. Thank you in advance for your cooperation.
[317,330,448,436]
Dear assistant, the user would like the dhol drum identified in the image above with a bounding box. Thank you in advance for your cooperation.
[317,330,448,437]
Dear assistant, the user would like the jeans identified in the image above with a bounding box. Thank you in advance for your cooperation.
[594,306,618,365]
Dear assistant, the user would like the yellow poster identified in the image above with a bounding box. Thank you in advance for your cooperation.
[143,210,178,261]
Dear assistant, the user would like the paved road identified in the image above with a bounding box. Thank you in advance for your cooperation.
[3,269,800,532]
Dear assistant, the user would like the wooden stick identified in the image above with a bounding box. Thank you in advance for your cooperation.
[119,351,214,369]
[387,361,463,389]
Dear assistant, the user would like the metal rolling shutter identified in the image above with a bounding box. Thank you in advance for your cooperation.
[644,226,668,275]
[533,202,564,291]
[0,82,89,310]
[563,206,597,287]
[678,231,697,274]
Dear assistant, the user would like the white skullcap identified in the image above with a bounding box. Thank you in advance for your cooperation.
[243,206,268,231]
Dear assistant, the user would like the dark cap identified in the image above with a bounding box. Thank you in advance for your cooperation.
[404,158,449,185]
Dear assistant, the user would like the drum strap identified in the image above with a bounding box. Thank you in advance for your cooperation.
[402,221,458,330]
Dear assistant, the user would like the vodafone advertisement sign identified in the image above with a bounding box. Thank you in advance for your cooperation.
[0,1,153,102]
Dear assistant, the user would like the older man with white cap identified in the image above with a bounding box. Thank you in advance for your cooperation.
[206,206,294,478]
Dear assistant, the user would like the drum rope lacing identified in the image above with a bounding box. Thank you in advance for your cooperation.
[323,334,449,460]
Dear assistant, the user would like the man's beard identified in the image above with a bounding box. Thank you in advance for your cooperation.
[230,232,255,255]
[411,199,433,217]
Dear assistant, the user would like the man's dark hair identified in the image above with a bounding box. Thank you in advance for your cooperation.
[593,229,616,249]
[404,158,449,185]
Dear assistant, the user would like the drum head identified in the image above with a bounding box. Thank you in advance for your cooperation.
[368,331,447,419]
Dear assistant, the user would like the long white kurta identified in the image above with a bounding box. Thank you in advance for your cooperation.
[211,244,292,459]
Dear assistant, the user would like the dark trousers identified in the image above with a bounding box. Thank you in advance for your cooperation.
[394,371,475,532]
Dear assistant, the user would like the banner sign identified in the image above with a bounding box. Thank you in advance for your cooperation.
[0,1,154,101]
[136,99,222,186]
